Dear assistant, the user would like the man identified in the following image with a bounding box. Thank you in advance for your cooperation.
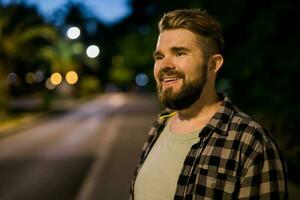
[131,9,288,200]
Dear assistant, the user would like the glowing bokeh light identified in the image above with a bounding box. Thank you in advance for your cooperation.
[67,26,81,39]
[135,73,149,87]
[65,71,79,85]
[7,72,18,84]
[35,70,44,83]
[45,78,55,90]
[50,72,62,85]
[26,72,35,84]
[86,45,100,58]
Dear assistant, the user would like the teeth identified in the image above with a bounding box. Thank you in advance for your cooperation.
[163,77,179,82]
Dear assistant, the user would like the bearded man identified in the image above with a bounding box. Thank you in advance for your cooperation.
[130,9,288,200]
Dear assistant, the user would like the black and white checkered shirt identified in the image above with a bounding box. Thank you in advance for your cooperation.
[130,94,288,200]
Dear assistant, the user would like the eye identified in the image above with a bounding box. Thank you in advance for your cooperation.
[175,51,186,57]
[154,55,163,61]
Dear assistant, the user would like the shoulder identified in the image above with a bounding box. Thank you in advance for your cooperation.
[229,105,274,147]
[228,106,283,167]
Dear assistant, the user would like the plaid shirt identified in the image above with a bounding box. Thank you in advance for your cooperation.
[130,94,288,200]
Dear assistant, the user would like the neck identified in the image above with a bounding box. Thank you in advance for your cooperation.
[176,86,220,122]
[169,80,222,134]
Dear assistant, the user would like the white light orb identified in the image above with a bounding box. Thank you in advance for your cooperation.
[67,26,80,39]
[86,45,100,58]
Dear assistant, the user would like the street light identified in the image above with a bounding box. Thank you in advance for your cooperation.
[135,73,149,87]
[50,72,62,86]
[7,72,18,84]
[25,72,35,84]
[67,26,81,39]
[86,45,100,58]
[45,78,55,90]
[65,71,79,85]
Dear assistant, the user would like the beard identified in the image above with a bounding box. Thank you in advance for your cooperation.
[156,65,207,110]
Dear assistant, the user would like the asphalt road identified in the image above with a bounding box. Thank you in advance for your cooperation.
[0,93,160,200]
[0,93,299,199]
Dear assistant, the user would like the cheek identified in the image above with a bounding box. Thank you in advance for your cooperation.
[153,64,160,82]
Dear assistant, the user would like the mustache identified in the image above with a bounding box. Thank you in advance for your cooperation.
[158,68,185,81]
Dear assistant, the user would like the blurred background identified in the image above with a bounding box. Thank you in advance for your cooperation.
[0,0,299,199]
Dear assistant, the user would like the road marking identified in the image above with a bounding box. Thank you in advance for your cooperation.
[75,116,123,200]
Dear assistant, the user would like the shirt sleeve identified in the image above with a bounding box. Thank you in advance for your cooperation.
[238,135,288,199]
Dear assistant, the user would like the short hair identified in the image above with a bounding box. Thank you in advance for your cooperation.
[158,9,224,60]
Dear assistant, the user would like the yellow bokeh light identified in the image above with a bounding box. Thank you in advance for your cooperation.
[50,72,62,85]
[25,72,35,84]
[66,71,78,85]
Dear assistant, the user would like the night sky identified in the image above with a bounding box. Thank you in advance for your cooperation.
[0,0,132,24]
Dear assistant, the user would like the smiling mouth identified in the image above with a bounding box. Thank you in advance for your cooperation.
[160,77,181,87]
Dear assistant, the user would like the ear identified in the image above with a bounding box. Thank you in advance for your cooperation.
[208,54,224,74]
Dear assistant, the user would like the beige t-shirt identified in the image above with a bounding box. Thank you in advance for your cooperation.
[134,119,201,200]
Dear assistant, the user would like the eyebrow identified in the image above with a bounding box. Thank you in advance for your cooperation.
[153,50,162,58]
[153,46,191,58]
[170,46,191,53]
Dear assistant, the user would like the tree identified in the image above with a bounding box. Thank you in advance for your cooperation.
[53,2,111,88]
[39,39,83,74]
[0,3,57,114]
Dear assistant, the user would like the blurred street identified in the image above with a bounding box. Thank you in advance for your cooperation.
[0,93,159,200]
[0,93,300,199]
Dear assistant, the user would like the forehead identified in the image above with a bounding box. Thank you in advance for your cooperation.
[156,28,200,50]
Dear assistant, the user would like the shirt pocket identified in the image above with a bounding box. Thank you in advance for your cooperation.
[191,167,238,199]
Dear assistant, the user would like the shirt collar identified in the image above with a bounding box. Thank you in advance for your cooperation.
[206,93,235,136]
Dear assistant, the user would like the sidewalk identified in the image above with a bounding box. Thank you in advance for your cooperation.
[0,113,46,137]
[0,96,93,137]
